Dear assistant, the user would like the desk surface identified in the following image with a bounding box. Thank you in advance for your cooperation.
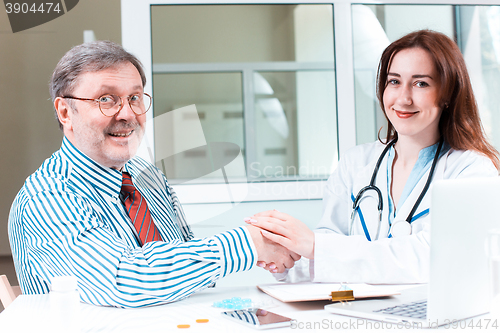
[0,285,493,332]
[0,286,334,332]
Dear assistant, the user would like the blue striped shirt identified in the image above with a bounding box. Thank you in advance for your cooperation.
[8,137,256,308]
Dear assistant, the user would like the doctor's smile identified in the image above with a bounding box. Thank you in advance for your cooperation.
[393,109,418,119]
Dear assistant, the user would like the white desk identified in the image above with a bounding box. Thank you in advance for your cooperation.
[0,285,494,332]
[0,286,334,332]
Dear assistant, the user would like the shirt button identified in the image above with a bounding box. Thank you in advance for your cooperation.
[111,197,119,204]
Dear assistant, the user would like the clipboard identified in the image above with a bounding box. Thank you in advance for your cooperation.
[257,282,402,303]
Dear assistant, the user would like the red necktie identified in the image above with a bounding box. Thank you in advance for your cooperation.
[121,172,162,244]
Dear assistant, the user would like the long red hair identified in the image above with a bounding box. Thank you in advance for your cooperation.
[376,29,499,170]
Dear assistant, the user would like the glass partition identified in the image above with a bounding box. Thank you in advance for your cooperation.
[153,72,245,182]
[253,71,337,180]
[151,4,337,183]
[459,6,500,149]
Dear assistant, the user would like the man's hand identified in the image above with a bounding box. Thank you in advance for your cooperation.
[245,225,301,273]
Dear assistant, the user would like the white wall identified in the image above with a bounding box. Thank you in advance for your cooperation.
[0,0,122,255]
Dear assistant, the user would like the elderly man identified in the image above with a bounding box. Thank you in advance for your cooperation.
[8,41,298,308]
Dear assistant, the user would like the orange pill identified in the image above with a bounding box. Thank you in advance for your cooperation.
[196,319,209,323]
[177,324,190,329]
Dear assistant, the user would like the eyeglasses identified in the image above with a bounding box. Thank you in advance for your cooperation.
[63,93,152,117]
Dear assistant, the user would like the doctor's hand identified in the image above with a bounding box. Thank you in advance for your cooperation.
[245,225,301,273]
[245,210,315,260]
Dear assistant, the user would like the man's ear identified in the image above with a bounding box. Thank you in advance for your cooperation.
[54,97,73,132]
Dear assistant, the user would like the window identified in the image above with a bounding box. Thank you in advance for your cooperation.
[150,5,337,186]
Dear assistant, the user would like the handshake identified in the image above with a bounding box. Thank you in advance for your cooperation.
[243,210,315,274]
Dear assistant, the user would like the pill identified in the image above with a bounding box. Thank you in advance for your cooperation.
[177,324,190,329]
[196,319,209,323]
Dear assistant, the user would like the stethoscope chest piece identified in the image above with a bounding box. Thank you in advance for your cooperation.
[389,220,412,237]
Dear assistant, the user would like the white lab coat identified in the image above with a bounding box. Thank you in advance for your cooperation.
[278,141,498,284]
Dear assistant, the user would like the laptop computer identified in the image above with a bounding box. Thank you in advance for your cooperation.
[325,177,500,328]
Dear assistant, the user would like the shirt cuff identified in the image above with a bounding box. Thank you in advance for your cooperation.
[312,231,343,282]
[213,226,257,279]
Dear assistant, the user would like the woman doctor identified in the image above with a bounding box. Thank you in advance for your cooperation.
[246,30,500,283]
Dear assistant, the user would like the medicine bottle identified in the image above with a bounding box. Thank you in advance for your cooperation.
[50,276,80,332]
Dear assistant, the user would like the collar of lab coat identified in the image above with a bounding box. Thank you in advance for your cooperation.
[350,144,449,240]
[392,148,448,225]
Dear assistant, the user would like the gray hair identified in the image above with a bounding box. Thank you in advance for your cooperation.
[50,40,147,129]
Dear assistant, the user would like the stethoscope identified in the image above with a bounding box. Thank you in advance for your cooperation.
[349,137,444,239]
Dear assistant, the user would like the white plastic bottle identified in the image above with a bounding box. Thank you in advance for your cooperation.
[49,276,80,332]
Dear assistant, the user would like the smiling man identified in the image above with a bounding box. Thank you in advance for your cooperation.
[8,41,298,308]
[57,62,147,169]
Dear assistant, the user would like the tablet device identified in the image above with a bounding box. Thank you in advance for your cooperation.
[221,308,294,329]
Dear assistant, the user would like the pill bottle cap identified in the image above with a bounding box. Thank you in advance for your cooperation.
[51,276,77,293]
